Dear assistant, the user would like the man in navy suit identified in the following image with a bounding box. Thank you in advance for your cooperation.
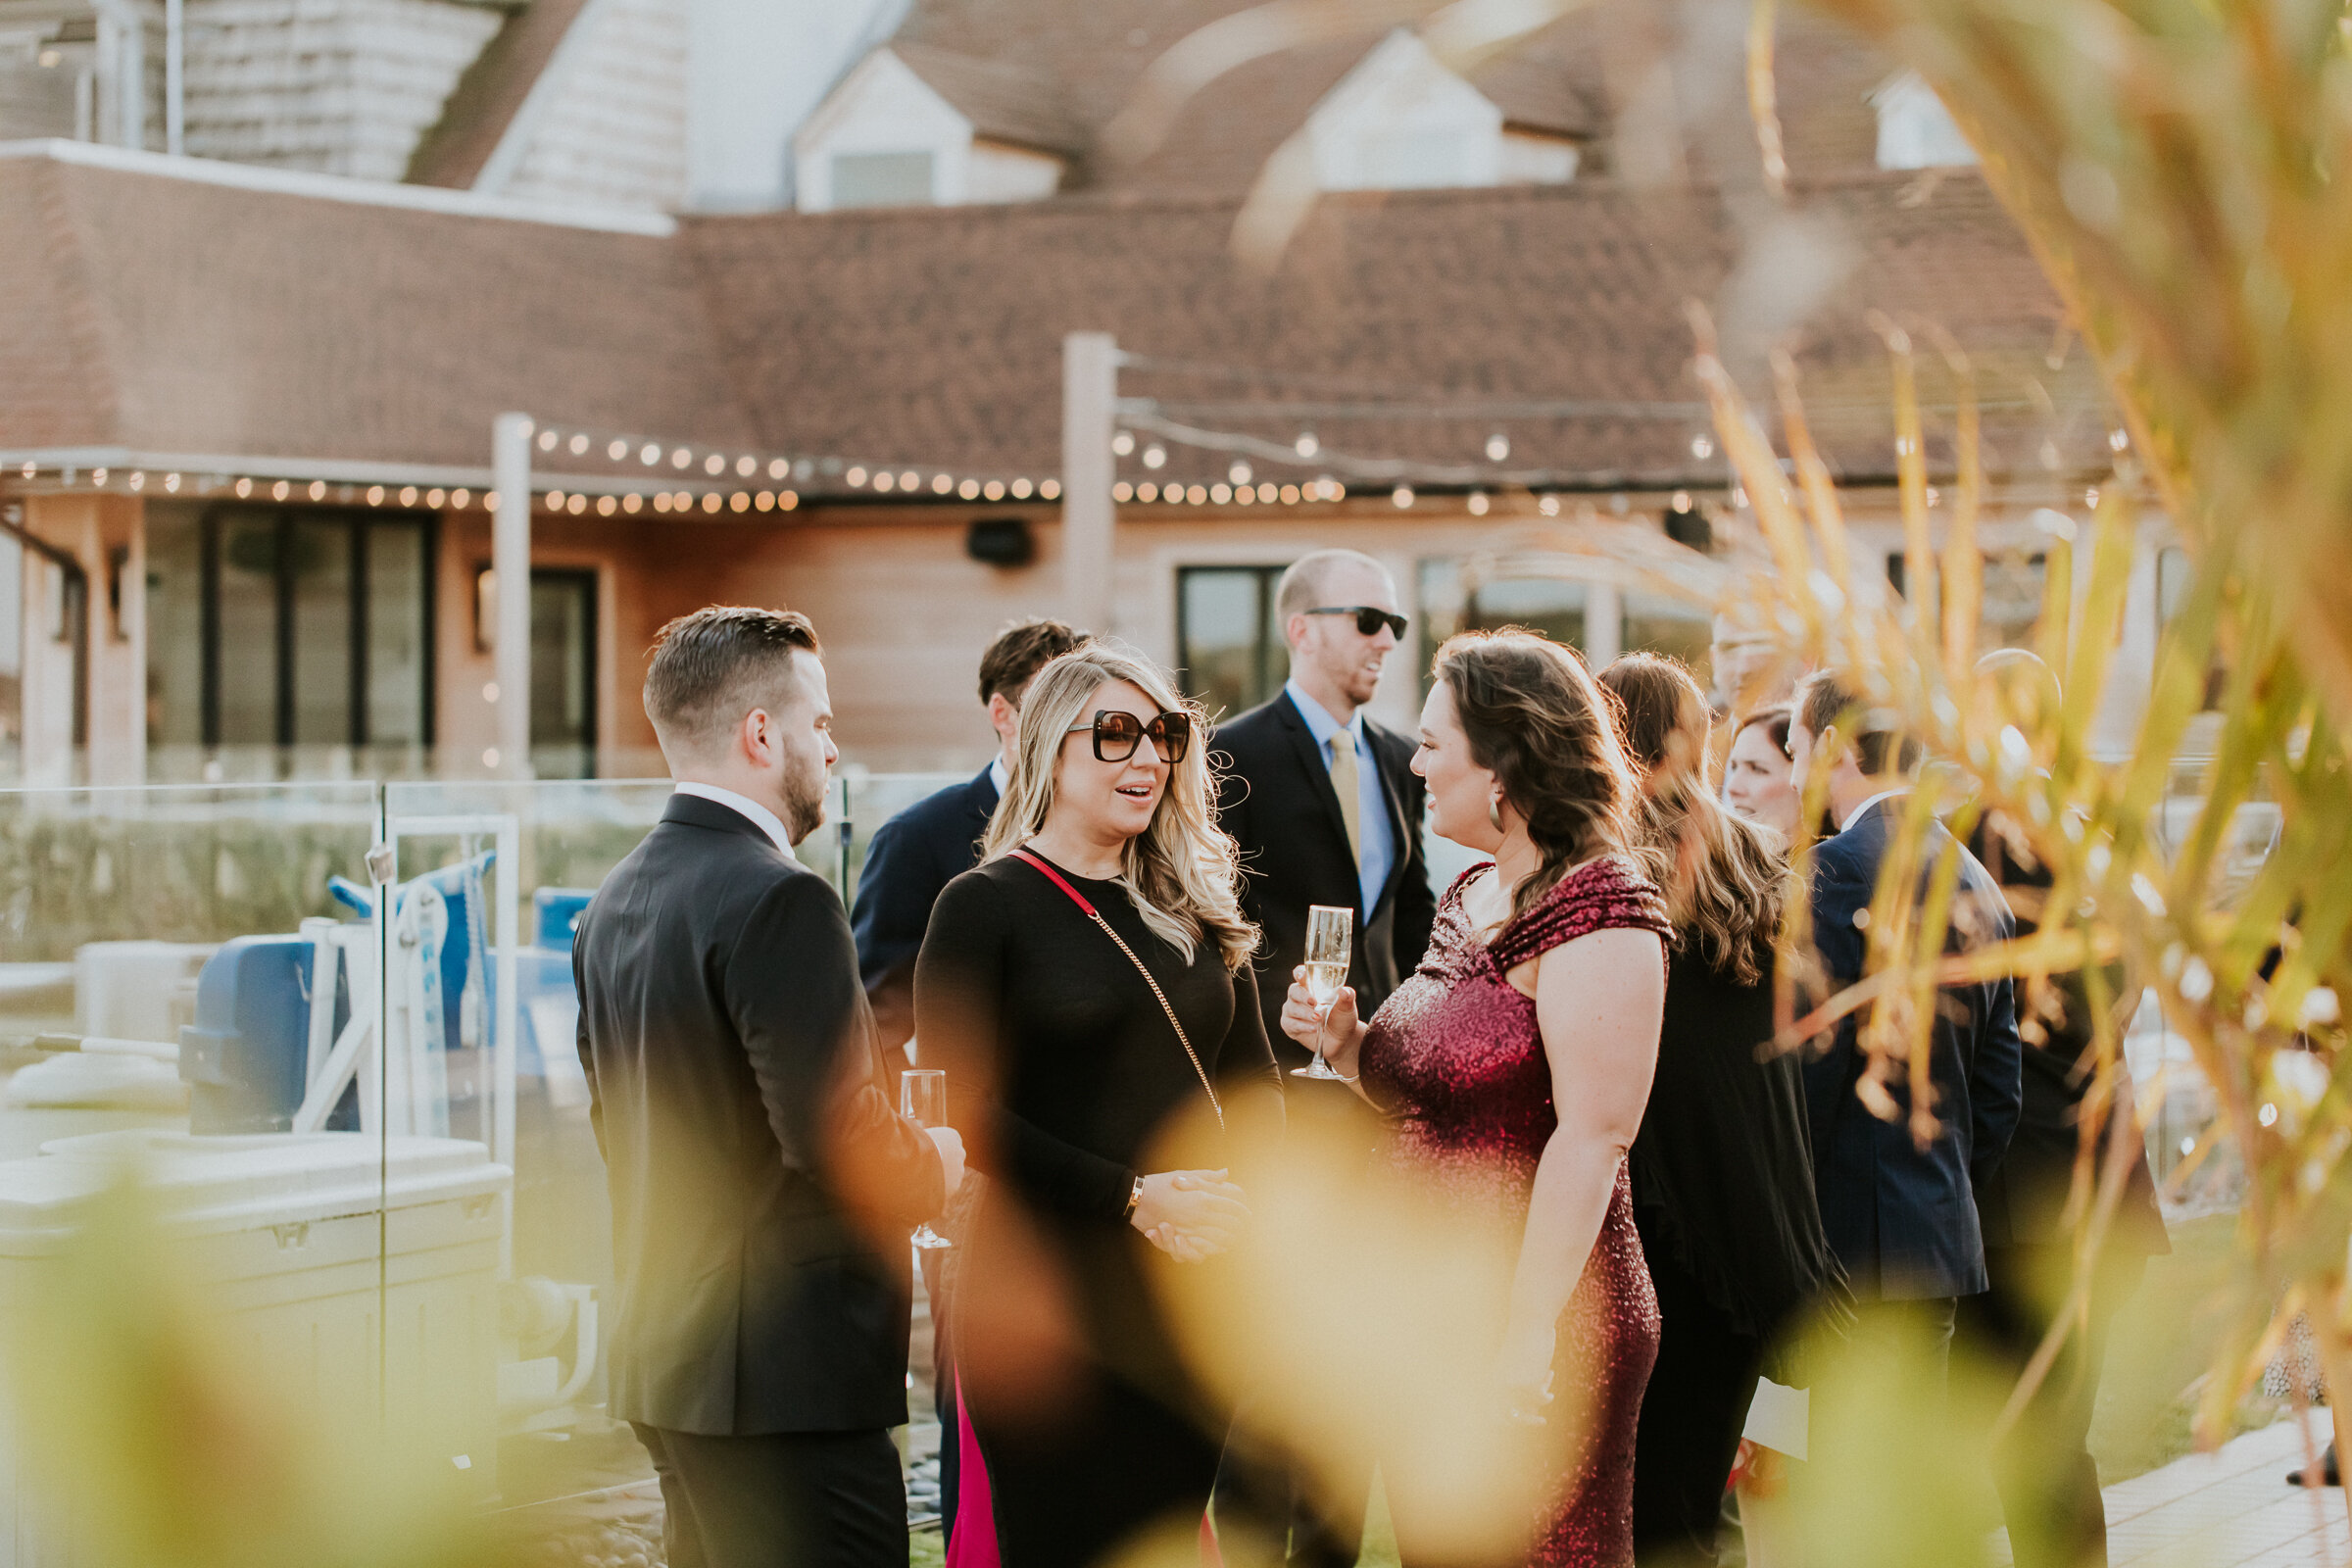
[852,617,1090,1066]
[846,614,1086,1541]
[1788,669,2023,1379]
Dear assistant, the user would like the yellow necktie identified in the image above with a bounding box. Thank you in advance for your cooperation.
[1328,734,1363,868]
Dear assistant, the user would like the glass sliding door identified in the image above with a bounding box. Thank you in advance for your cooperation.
[169,506,436,758]
[529,569,597,777]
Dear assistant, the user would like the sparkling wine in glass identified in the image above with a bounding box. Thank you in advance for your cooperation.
[1294,904,1354,1081]
[902,1068,953,1250]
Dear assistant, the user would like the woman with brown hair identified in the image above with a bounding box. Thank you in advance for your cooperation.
[1595,654,1844,1568]
[1283,629,1671,1567]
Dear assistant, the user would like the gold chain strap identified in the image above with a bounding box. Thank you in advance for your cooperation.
[1082,909,1226,1132]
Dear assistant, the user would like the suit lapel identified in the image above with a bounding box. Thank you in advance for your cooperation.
[1362,721,1415,915]
[1276,694,1359,881]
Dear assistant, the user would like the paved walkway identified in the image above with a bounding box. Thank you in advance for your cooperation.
[1990,1412,2351,1568]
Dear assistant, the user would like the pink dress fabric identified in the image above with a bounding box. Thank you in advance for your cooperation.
[943,1371,1001,1568]
[1358,857,1673,1567]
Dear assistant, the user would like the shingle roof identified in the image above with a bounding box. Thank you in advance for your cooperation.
[0,149,750,468]
[685,171,2109,492]
[0,148,2110,494]
[892,43,1088,156]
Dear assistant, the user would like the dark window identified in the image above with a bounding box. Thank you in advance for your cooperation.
[1621,589,1712,687]
[1177,565,1286,719]
[174,506,435,748]
[530,568,598,774]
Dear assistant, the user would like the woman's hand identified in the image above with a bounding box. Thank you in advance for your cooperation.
[1281,967,1367,1078]
[1131,1169,1249,1261]
[1494,1316,1557,1426]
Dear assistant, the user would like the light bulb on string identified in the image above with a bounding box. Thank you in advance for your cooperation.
[1011,478,1033,499]
[736,456,757,477]
[1142,445,1166,470]
[1485,433,1509,463]
[703,454,725,476]
[1112,431,1136,457]
[768,459,789,480]
[609,440,628,461]
[1392,485,1413,509]
[1295,432,1318,458]
[1040,479,1060,500]
[640,444,661,466]
[670,448,691,469]
[1228,461,1251,485]
[1467,492,1490,516]
[568,433,589,456]
[1690,433,1715,461]
[537,429,558,452]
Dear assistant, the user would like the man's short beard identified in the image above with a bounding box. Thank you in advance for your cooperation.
[781,761,826,845]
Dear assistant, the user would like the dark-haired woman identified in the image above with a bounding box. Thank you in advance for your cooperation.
[1283,630,1670,1567]
[1596,655,1845,1568]
[1722,704,1801,840]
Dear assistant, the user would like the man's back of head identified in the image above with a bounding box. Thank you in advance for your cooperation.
[978,618,1090,709]
[644,606,821,767]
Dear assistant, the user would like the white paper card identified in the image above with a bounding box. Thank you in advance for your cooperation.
[1742,1377,1809,1460]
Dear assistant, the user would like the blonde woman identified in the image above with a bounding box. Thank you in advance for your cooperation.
[1595,655,1843,1568]
[914,643,1282,1568]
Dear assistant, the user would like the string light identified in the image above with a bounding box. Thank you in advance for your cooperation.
[640,444,661,466]
[768,459,789,480]
[452,488,470,507]
[622,493,641,514]
[18,462,30,479]
[931,473,953,495]
[1143,445,1167,469]
[1114,482,1135,502]
[873,471,895,492]
[567,434,589,456]
[1229,461,1252,485]
[598,495,617,515]
[1393,485,1413,509]
[1211,483,1232,504]
[1040,479,1060,500]
[235,477,252,498]
[959,478,981,500]
[1485,433,1510,462]
[898,470,917,490]
[735,456,757,477]
[1467,491,1491,515]
[270,480,289,501]
[1539,494,1560,516]
[609,440,629,461]
[984,480,1005,501]
[400,485,419,506]
[847,466,868,487]
[128,471,145,491]
[368,485,386,505]
[1295,432,1318,458]
[426,487,446,508]
[1011,478,1034,499]
[1690,434,1714,460]
[536,430,558,452]
[1112,432,1136,456]
[1279,483,1299,505]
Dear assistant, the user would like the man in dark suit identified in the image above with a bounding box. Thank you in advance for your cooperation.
[852,617,1089,1065]
[1788,669,2023,1375]
[1962,651,2167,1568]
[846,614,1085,1542]
[575,606,962,1568]
[1211,548,1432,1568]
[1214,549,1435,1072]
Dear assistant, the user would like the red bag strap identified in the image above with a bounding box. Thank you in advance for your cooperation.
[1006,848,1224,1130]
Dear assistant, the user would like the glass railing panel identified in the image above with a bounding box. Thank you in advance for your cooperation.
[0,783,525,1554]
[369,772,973,1539]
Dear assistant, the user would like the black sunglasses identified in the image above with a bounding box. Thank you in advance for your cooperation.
[1305,605,1408,639]
[1065,709,1193,764]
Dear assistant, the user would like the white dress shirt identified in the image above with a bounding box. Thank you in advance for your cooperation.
[672,780,794,856]
[1838,787,1913,835]
[988,753,1011,801]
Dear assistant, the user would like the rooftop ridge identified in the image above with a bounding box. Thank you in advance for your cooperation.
[0,138,677,237]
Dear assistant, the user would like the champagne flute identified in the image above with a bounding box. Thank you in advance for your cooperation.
[1293,904,1354,1081]
[901,1068,954,1250]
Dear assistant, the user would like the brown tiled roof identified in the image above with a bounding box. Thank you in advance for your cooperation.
[892,43,1088,156]
[407,0,594,190]
[0,153,753,466]
[684,170,2109,493]
[0,149,2110,497]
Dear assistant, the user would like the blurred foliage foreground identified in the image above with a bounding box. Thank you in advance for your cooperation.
[1691,0,2352,1558]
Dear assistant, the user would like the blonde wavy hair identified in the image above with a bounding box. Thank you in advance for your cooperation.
[981,643,1257,971]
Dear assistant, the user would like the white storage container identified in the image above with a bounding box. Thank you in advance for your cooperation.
[71,943,216,1046]
[0,1131,511,1567]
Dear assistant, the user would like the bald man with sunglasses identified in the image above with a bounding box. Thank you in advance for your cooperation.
[1211,549,1432,1566]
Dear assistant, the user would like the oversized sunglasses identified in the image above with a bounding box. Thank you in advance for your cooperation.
[1066,709,1194,763]
[1305,605,1408,639]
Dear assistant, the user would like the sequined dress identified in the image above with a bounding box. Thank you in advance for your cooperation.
[1359,857,1672,1568]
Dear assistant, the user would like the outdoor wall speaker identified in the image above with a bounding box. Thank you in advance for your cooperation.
[1664,503,1713,553]
[966,517,1035,568]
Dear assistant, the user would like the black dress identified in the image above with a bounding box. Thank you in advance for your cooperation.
[1628,942,1845,1568]
[913,853,1282,1568]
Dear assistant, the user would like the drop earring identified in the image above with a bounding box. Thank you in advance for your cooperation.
[1488,794,1505,833]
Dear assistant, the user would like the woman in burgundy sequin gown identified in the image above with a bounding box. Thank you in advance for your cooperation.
[1281,631,1671,1568]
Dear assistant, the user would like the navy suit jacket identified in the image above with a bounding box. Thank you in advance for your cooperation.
[1802,798,2024,1300]
[851,767,999,1055]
